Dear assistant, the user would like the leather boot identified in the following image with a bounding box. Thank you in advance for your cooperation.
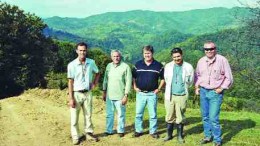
[177,124,185,144]
[164,123,173,141]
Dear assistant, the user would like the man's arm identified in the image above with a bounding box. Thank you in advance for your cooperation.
[133,78,140,92]
[102,66,109,101]
[215,58,233,93]
[154,79,165,94]
[68,79,75,108]
[122,66,132,105]
[194,64,201,95]
[92,72,100,89]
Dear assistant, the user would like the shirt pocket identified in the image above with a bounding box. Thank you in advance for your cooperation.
[212,67,222,80]
[185,75,191,83]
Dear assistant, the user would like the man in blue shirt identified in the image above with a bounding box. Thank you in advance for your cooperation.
[67,42,100,145]
[132,45,165,139]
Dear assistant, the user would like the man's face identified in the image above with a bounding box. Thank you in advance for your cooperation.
[111,52,121,64]
[143,50,153,62]
[76,45,87,60]
[172,52,183,65]
[204,43,216,59]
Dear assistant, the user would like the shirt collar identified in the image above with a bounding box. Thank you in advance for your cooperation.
[112,61,122,67]
[76,57,90,65]
[206,56,216,64]
[142,59,155,66]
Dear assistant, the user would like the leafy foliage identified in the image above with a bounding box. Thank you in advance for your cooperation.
[0,2,56,98]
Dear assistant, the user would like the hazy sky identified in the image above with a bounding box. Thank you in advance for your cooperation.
[1,0,256,18]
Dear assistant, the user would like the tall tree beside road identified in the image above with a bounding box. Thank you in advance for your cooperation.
[0,2,56,98]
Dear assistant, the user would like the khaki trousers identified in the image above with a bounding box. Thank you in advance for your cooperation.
[165,94,188,124]
[70,91,93,140]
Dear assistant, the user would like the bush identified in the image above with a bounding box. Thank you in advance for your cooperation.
[222,97,244,111]
[46,72,67,90]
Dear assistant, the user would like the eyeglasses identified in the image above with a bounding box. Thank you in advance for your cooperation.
[204,48,215,51]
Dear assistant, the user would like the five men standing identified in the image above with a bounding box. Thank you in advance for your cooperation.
[67,41,233,146]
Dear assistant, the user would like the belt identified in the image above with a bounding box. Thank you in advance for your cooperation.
[75,89,89,93]
[172,94,186,96]
[140,90,153,93]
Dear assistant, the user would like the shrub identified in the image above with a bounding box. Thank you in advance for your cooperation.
[46,72,67,90]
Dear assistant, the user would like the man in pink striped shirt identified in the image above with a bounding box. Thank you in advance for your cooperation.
[195,41,233,146]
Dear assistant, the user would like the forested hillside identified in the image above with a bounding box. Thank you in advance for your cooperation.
[43,7,251,62]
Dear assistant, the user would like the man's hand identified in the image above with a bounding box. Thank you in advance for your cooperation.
[68,99,76,108]
[90,83,96,90]
[195,87,200,95]
[215,87,223,94]
[121,96,128,105]
[153,88,160,94]
[134,87,141,92]
[102,91,106,101]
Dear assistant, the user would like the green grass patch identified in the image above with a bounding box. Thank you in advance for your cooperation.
[125,101,260,146]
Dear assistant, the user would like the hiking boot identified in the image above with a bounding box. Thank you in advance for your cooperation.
[104,132,113,136]
[72,139,80,145]
[118,133,125,137]
[214,142,222,146]
[86,132,99,142]
[163,123,174,141]
[133,132,143,137]
[151,133,160,139]
[200,137,212,144]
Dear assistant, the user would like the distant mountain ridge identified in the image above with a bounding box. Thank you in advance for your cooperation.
[44,7,249,35]
[43,7,251,62]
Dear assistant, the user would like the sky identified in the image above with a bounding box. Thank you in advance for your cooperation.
[1,0,257,18]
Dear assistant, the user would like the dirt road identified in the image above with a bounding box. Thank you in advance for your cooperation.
[0,89,168,146]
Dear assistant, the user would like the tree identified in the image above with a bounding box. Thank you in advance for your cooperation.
[228,0,260,98]
[0,2,56,98]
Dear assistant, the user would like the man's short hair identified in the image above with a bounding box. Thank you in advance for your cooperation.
[204,41,216,49]
[76,42,88,50]
[110,49,122,57]
[142,45,154,54]
[171,47,183,55]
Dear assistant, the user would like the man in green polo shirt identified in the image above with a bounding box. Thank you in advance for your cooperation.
[102,50,132,137]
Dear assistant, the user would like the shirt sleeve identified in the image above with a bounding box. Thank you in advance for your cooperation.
[187,64,194,87]
[67,63,74,79]
[125,65,132,94]
[194,62,201,87]
[159,66,165,80]
[92,60,99,73]
[132,65,137,79]
[102,64,109,91]
[221,58,233,89]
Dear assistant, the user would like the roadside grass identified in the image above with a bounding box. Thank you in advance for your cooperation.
[124,100,260,146]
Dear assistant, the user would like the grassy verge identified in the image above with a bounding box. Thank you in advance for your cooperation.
[124,99,260,146]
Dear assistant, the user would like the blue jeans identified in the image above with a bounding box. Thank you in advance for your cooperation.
[200,87,223,144]
[135,92,158,134]
[106,97,126,134]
